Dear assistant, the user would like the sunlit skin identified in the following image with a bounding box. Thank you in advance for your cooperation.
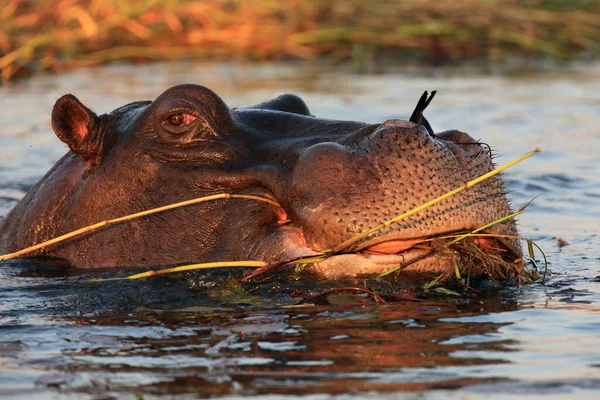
[0,85,522,279]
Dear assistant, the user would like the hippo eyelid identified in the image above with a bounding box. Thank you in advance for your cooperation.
[160,106,199,121]
[158,109,219,141]
[162,112,197,127]
[160,108,199,133]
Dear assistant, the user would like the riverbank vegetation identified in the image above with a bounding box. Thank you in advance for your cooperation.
[1,0,599,81]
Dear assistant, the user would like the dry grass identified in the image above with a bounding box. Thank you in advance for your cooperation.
[1,0,599,81]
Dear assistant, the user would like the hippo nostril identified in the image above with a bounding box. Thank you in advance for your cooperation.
[455,140,493,158]
[436,130,493,158]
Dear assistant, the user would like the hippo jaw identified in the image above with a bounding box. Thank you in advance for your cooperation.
[265,199,522,280]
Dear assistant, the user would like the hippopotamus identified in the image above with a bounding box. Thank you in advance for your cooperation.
[0,85,521,279]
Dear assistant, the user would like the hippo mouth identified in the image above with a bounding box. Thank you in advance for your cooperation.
[353,229,519,256]
[300,229,521,280]
[266,206,522,281]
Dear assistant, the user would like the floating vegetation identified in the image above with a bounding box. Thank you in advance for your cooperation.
[1,0,600,81]
[0,148,544,298]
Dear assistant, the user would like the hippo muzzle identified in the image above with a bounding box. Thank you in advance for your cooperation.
[0,84,521,280]
[278,116,520,278]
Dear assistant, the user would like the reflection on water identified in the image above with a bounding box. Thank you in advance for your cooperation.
[0,62,599,398]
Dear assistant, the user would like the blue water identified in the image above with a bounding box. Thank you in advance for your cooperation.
[0,62,599,399]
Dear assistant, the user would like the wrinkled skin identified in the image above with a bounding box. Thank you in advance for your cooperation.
[0,85,521,279]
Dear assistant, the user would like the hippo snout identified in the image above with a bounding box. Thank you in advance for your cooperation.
[285,118,504,254]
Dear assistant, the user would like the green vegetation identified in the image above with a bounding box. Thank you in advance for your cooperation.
[1,0,599,80]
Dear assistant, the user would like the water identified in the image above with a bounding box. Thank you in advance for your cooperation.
[0,61,599,399]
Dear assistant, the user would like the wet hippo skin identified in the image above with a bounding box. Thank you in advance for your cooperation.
[0,85,521,278]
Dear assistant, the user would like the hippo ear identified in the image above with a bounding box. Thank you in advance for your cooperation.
[247,94,312,116]
[51,94,99,159]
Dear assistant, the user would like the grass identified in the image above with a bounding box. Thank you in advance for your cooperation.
[0,193,280,261]
[1,0,600,81]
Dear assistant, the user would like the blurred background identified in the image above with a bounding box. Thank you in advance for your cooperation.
[1,0,599,81]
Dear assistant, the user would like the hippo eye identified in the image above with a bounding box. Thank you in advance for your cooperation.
[164,113,196,128]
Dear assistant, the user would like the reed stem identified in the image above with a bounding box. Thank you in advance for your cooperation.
[0,194,279,261]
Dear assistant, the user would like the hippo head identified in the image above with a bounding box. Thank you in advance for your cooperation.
[0,84,521,279]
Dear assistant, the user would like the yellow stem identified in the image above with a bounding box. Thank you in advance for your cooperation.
[89,261,267,282]
[447,209,524,246]
[0,194,279,261]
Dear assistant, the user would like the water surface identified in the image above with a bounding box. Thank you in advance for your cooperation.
[0,62,599,399]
